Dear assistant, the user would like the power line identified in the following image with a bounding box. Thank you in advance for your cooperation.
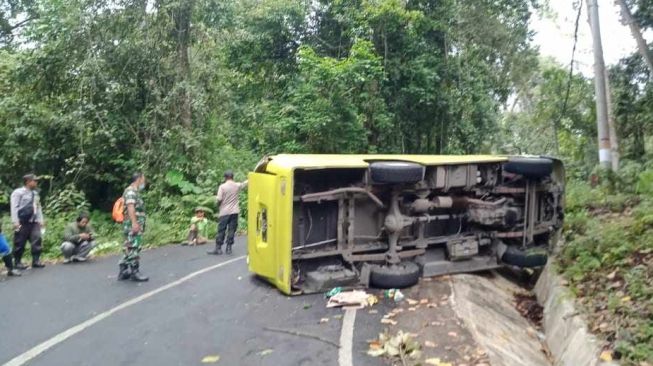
[552,0,584,154]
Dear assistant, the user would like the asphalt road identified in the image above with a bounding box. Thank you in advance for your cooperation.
[0,238,414,366]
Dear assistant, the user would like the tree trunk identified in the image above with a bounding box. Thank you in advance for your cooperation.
[616,0,653,76]
[173,0,195,129]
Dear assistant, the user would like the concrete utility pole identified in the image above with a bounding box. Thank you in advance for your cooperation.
[587,0,612,169]
[604,67,620,171]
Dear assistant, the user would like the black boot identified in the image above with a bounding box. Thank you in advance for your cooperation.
[3,255,21,276]
[207,246,223,255]
[13,254,28,270]
[225,245,232,255]
[117,263,131,281]
[31,254,45,268]
[130,262,149,282]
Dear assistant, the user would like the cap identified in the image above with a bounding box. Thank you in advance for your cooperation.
[224,170,234,178]
[23,174,40,182]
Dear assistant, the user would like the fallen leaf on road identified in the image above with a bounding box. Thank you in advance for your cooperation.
[427,303,438,308]
[600,350,613,362]
[368,340,382,350]
[367,295,379,306]
[381,318,398,325]
[368,309,378,314]
[424,341,437,348]
[259,349,274,356]
[407,298,419,306]
[448,331,458,337]
[367,331,422,360]
[606,270,617,280]
[420,299,429,305]
[424,358,441,365]
[319,318,329,324]
[201,355,221,363]
[408,307,417,312]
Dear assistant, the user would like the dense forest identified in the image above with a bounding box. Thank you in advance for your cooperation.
[1,0,653,362]
[0,0,651,206]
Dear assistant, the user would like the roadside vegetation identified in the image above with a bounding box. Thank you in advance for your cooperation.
[559,164,653,365]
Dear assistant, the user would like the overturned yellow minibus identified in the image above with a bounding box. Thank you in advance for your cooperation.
[248,154,564,295]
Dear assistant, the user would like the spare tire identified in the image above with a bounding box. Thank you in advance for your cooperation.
[501,246,548,268]
[503,157,553,179]
[369,161,425,184]
[369,262,420,289]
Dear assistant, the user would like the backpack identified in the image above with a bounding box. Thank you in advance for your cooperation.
[17,191,35,225]
[112,197,125,223]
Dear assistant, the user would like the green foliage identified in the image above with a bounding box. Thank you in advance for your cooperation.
[636,170,653,195]
[45,184,90,215]
[560,172,653,364]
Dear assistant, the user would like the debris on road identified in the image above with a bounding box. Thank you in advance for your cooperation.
[366,294,379,306]
[384,289,405,302]
[325,287,343,298]
[367,331,422,361]
[319,317,329,324]
[259,349,274,357]
[424,358,452,366]
[201,355,221,363]
[326,290,370,308]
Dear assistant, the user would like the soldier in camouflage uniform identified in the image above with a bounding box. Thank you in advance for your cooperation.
[118,172,149,282]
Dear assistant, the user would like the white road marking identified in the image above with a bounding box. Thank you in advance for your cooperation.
[3,255,246,366]
[338,308,357,366]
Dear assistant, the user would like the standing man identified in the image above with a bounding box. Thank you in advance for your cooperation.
[61,212,96,263]
[208,170,247,255]
[10,174,46,269]
[118,172,149,282]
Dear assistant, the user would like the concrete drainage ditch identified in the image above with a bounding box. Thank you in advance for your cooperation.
[534,263,618,366]
[448,265,617,366]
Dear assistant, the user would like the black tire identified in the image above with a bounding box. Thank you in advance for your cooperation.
[369,161,425,184]
[501,246,548,268]
[503,157,553,179]
[369,262,420,289]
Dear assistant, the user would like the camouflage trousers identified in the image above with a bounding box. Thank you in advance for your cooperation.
[120,231,143,266]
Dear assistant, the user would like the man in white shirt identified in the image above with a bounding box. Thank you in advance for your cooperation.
[10,174,46,269]
[208,170,247,255]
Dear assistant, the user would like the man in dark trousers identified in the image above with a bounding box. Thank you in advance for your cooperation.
[10,174,46,269]
[208,170,247,255]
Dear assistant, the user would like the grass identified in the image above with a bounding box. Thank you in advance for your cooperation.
[558,181,653,365]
